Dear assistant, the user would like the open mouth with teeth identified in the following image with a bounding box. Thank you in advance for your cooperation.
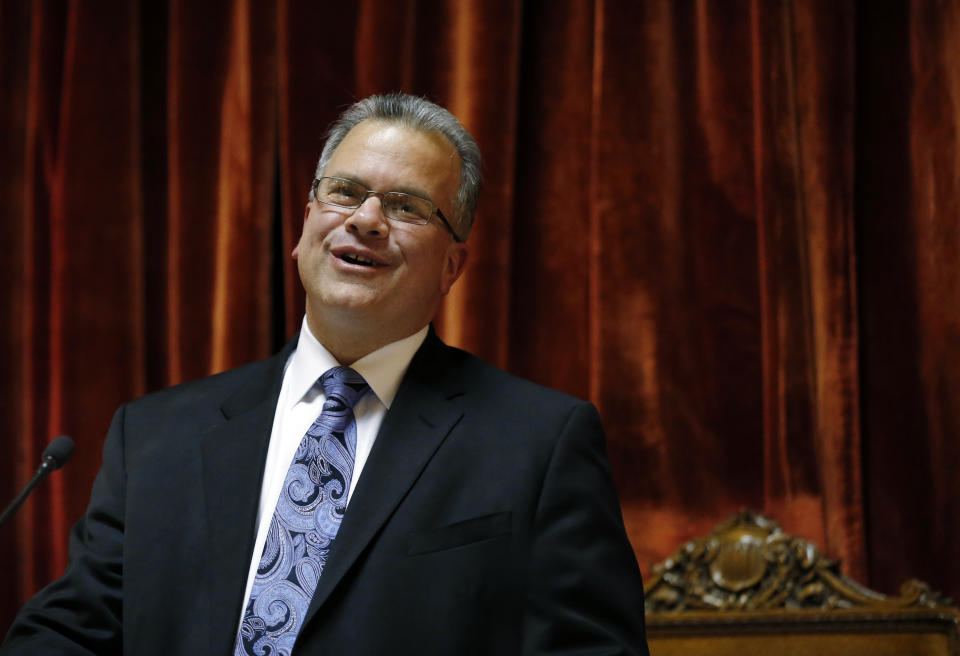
[340,253,381,267]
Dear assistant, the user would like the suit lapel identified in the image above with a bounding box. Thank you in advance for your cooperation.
[199,339,296,653]
[302,330,465,625]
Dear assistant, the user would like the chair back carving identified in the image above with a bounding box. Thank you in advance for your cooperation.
[644,510,960,656]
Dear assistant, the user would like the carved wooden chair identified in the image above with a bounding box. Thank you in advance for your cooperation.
[644,510,960,656]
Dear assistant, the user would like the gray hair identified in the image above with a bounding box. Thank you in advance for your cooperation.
[313,93,483,239]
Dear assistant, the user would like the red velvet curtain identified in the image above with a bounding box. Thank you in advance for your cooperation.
[2,0,959,633]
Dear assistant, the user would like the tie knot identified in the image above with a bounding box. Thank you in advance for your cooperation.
[319,366,370,411]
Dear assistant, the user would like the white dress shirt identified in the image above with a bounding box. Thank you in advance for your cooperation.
[238,318,429,622]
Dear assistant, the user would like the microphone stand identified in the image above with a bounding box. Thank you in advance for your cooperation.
[0,439,73,527]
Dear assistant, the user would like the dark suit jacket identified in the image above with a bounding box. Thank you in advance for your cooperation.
[2,330,648,655]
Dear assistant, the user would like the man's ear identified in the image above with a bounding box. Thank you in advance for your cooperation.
[440,243,469,295]
[292,205,311,259]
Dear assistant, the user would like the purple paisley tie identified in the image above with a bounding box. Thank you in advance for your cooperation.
[235,366,370,656]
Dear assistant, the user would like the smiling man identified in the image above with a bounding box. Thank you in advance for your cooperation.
[294,117,468,364]
[2,94,649,656]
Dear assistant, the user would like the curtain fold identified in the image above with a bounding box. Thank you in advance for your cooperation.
[1,0,146,602]
[859,0,960,597]
[751,0,864,578]
[2,0,958,634]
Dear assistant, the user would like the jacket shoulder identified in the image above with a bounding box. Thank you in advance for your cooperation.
[117,345,291,440]
[437,342,590,417]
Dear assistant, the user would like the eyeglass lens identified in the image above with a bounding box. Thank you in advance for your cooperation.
[316,177,434,225]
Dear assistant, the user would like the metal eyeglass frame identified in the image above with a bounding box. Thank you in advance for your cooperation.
[312,176,464,243]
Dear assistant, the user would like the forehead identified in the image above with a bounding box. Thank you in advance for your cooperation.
[325,120,460,202]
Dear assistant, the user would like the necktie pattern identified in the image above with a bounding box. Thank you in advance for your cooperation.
[235,366,370,656]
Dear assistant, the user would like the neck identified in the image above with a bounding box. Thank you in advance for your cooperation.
[305,309,427,365]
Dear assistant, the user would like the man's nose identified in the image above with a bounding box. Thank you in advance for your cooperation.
[345,194,390,238]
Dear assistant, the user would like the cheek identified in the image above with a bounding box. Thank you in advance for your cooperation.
[301,212,339,245]
[416,245,457,289]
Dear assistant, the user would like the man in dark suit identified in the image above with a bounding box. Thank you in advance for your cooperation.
[2,93,648,655]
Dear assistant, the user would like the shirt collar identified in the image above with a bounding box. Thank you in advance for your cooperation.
[285,317,429,410]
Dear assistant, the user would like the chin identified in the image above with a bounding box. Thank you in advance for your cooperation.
[319,292,383,315]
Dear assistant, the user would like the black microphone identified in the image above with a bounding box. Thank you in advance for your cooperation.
[0,436,75,527]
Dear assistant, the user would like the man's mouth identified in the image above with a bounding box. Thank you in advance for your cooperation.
[339,253,380,267]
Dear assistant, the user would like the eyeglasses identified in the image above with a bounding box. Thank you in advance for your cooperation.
[312,176,463,243]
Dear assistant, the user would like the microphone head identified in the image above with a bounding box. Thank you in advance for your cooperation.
[42,435,75,470]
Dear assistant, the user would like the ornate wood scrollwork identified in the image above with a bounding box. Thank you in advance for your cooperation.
[645,509,954,613]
